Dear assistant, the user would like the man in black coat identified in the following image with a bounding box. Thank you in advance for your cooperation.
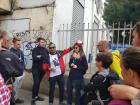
[31,37,50,105]
[0,30,23,105]
[0,30,22,82]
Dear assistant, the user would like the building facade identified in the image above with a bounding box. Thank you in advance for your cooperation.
[0,0,106,75]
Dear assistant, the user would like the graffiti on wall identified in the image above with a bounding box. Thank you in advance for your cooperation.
[0,19,52,70]
[12,30,51,43]
[12,31,30,41]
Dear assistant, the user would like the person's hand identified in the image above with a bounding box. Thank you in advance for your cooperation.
[49,68,56,72]
[71,63,75,67]
[0,48,6,51]
[108,84,139,100]
[73,64,77,69]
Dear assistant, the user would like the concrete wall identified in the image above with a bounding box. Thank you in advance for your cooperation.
[0,7,54,37]
[0,0,10,11]
[16,0,55,8]
[0,5,54,70]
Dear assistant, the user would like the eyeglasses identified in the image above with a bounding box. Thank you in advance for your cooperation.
[49,46,55,49]
[97,44,103,46]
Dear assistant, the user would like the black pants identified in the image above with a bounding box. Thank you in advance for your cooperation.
[80,92,97,105]
[80,92,110,105]
[67,78,84,105]
[49,74,64,103]
[32,68,45,99]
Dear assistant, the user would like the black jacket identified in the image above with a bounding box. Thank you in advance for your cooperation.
[10,47,25,74]
[0,49,23,82]
[69,55,88,80]
[32,46,50,70]
[84,70,120,100]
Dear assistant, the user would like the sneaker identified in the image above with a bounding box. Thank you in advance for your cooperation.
[59,102,66,105]
[49,103,53,105]
[31,100,36,105]
[15,98,24,104]
[36,96,44,101]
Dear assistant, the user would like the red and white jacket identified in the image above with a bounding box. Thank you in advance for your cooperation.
[42,47,72,80]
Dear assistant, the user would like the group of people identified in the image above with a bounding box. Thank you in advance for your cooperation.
[31,38,88,105]
[31,21,140,105]
[0,21,140,105]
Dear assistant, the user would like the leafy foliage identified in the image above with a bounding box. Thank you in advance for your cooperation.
[103,0,140,23]
[103,0,140,44]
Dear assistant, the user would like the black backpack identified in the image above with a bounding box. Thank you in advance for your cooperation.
[0,49,23,82]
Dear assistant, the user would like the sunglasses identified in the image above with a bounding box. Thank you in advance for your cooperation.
[49,46,55,49]
[74,47,79,49]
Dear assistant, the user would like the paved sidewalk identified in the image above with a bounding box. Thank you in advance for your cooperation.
[17,89,61,105]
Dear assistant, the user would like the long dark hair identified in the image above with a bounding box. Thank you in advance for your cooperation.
[73,43,86,59]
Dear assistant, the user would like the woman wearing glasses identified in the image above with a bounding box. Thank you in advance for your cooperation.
[67,41,88,105]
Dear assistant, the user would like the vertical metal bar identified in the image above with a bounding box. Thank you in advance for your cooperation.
[86,23,90,57]
[66,24,68,48]
[65,24,69,63]
[70,23,72,46]
[107,22,110,42]
[62,24,65,50]
[101,25,103,39]
[117,22,120,49]
[96,23,99,54]
[82,23,85,41]
[91,23,94,52]
[59,24,61,49]
[112,22,114,45]
[89,22,94,73]
[129,21,132,46]
[123,22,126,48]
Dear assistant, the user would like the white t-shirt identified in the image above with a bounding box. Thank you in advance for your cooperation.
[49,54,61,77]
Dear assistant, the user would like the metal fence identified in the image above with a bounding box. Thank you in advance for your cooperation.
[57,22,135,75]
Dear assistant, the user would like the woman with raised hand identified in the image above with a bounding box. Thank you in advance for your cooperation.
[67,40,88,105]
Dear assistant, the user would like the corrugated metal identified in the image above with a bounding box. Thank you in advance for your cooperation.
[71,0,84,45]
[77,0,85,7]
